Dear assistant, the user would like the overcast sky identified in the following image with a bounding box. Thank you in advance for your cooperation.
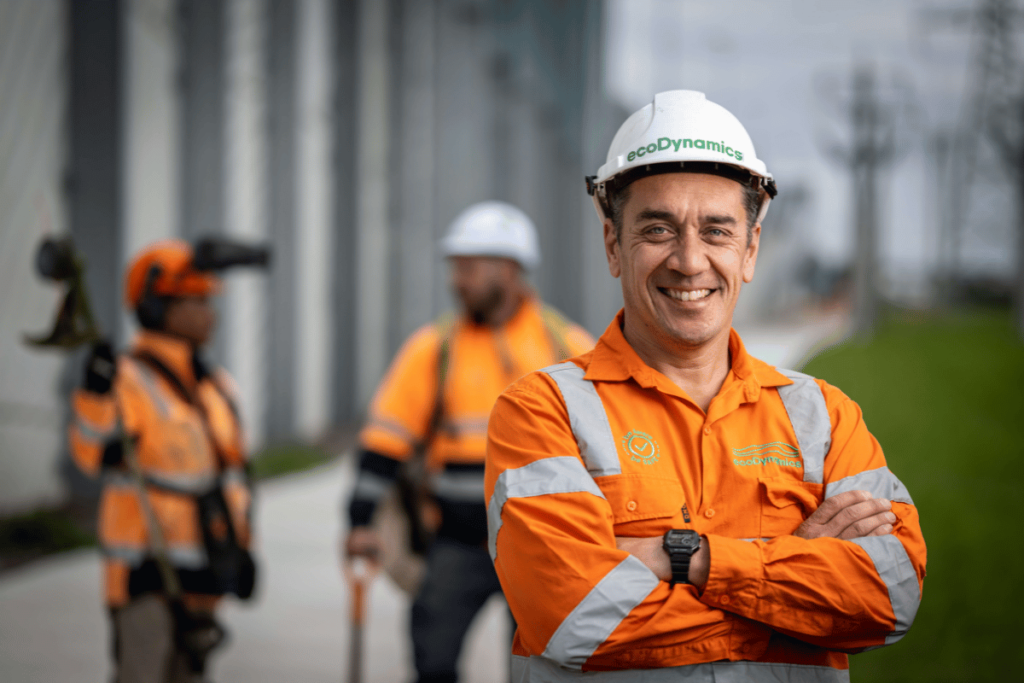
[603,0,1016,298]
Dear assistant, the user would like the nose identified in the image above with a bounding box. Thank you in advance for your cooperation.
[665,230,709,277]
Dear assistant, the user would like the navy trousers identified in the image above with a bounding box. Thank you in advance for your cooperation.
[410,537,512,683]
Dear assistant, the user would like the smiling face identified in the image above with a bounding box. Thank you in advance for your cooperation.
[604,172,760,356]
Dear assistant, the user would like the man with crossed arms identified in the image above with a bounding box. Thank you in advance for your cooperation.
[484,90,925,682]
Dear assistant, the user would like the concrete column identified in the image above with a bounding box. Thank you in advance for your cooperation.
[66,0,123,343]
[179,0,226,241]
[0,0,71,510]
[354,0,392,409]
[121,0,180,272]
[391,0,438,347]
[294,0,334,439]
[224,0,269,449]
[579,0,623,336]
[329,0,359,425]
[265,0,298,438]
[432,0,497,313]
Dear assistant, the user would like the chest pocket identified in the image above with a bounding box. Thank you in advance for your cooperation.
[598,474,685,534]
[759,477,823,538]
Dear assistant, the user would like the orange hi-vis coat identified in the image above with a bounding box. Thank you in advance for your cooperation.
[485,312,926,681]
[360,298,595,469]
[350,298,594,544]
[70,332,250,608]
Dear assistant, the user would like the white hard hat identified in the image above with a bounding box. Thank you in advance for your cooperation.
[440,201,540,270]
[586,90,777,223]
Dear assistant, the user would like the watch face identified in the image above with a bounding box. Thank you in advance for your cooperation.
[665,530,700,551]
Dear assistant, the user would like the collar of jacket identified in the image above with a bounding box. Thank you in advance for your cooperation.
[583,309,793,404]
[132,330,200,392]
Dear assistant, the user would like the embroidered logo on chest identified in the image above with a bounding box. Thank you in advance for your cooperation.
[622,430,660,465]
[732,442,802,469]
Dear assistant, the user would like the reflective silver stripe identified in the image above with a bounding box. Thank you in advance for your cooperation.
[431,469,485,502]
[439,415,489,437]
[850,535,920,644]
[74,417,117,443]
[352,470,392,502]
[488,456,605,560]
[221,467,247,488]
[128,359,171,418]
[165,545,208,569]
[103,471,137,490]
[146,470,218,494]
[541,362,621,477]
[826,466,914,506]
[777,369,830,484]
[104,470,217,496]
[103,545,146,566]
[541,556,659,670]
[103,543,208,569]
[365,415,414,443]
[511,655,849,682]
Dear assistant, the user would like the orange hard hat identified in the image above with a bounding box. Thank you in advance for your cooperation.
[124,239,221,310]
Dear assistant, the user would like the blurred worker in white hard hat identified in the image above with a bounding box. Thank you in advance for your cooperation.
[485,90,926,681]
[343,201,595,683]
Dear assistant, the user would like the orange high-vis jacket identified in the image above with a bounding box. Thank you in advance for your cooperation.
[69,332,250,608]
[360,298,595,469]
[485,312,926,681]
[349,298,595,543]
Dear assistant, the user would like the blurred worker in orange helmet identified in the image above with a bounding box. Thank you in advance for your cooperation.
[70,238,259,683]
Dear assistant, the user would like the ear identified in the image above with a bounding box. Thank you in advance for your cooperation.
[603,219,621,279]
[742,223,761,284]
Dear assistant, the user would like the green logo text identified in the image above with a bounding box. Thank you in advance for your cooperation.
[627,137,745,163]
[732,442,801,469]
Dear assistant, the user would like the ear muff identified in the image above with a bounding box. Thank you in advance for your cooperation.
[135,264,168,330]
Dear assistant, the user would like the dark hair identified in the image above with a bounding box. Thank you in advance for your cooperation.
[608,172,762,243]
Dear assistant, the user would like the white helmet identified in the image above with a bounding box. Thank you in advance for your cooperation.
[440,201,540,270]
[586,89,777,224]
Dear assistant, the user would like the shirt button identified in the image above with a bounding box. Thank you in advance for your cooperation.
[721,594,731,605]
[703,426,711,435]
[626,501,638,512]
[704,508,715,519]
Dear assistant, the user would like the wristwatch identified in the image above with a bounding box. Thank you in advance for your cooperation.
[662,529,701,586]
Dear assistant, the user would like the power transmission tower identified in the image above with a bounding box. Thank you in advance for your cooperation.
[820,65,910,338]
[927,0,1024,336]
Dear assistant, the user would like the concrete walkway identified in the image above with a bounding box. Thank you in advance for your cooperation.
[0,314,847,683]
[0,455,509,683]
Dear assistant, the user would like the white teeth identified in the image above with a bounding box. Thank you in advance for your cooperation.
[664,288,711,302]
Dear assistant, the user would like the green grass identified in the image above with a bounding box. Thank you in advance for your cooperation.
[249,442,335,481]
[801,308,1024,682]
[0,508,95,566]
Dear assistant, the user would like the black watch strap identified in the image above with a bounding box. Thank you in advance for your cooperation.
[663,529,701,586]
[668,549,693,586]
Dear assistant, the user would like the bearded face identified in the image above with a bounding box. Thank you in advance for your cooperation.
[449,256,520,325]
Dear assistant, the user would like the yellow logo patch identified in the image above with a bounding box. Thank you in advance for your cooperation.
[622,430,660,465]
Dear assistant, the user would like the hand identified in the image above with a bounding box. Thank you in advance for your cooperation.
[615,535,710,590]
[84,340,116,394]
[794,490,896,541]
[345,527,382,560]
